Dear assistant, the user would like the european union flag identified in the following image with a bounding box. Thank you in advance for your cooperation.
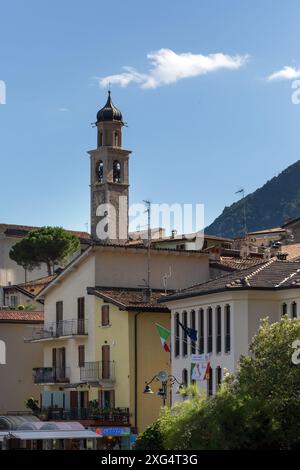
[178,320,197,342]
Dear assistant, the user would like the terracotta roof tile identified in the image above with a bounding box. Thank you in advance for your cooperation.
[162,259,300,301]
[281,243,300,261]
[212,257,268,272]
[88,287,170,312]
[17,275,56,295]
[0,310,44,322]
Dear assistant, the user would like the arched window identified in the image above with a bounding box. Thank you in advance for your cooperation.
[182,311,188,356]
[198,308,204,354]
[207,307,212,354]
[216,306,222,354]
[114,131,119,147]
[182,368,188,387]
[225,305,231,353]
[99,132,103,147]
[113,160,121,183]
[216,366,222,390]
[96,161,104,183]
[190,310,196,354]
[207,366,213,396]
[292,302,297,319]
[282,303,287,316]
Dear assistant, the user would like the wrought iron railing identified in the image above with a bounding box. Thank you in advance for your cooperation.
[45,407,129,423]
[80,361,115,382]
[33,366,70,384]
[25,319,88,341]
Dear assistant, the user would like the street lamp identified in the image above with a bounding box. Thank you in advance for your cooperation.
[143,370,183,406]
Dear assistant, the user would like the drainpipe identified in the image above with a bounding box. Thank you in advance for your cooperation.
[134,310,144,432]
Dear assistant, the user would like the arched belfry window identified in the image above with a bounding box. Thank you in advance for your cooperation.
[97,161,104,183]
[113,160,121,183]
[114,131,119,147]
[98,132,103,147]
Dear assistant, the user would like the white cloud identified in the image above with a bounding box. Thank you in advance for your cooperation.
[267,66,300,81]
[98,48,249,89]
[58,107,69,112]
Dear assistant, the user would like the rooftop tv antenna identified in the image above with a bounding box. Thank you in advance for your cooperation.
[143,200,151,292]
[235,188,247,239]
[162,267,172,293]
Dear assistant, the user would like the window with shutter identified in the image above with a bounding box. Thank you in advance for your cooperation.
[101,305,110,326]
[102,345,110,379]
[78,345,85,367]
[109,390,115,408]
[77,297,85,334]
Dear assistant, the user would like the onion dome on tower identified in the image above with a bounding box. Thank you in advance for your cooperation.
[96,91,123,124]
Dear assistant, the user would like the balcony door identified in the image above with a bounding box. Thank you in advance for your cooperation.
[77,297,85,334]
[53,347,66,381]
[102,345,110,379]
[79,391,89,410]
[99,390,115,409]
[70,391,78,410]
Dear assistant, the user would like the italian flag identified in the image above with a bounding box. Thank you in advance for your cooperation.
[156,323,171,353]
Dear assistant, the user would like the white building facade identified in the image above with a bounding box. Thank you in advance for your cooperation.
[161,259,300,400]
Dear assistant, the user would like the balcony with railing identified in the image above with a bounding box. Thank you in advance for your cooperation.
[25,319,88,342]
[45,407,129,424]
[80,361,115,383]
[33,366,70,384]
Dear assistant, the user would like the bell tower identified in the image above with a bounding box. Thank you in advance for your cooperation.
[88,91,131,242]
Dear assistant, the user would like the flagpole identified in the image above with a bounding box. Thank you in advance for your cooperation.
[235,188,247,239]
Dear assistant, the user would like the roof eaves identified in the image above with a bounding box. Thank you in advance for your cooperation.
[35,246,93,299]
[87,287,128,309]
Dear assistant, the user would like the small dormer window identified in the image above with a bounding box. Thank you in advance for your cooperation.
[113,160,121,183]
[97,161,104,182]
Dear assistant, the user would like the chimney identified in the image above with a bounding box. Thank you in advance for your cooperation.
[276,253,288,260]
[171,229,177,239]
[143,288,152,303]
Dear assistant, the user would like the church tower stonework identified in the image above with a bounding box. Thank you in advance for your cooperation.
[88,92,131,242]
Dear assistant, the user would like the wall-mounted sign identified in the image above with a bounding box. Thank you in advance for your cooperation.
[191,354,210,381]
[94,427,131,437]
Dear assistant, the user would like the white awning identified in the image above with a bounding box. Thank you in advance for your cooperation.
[10,430,101,440]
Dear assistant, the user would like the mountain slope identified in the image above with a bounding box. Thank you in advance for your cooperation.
[205,160,300,238]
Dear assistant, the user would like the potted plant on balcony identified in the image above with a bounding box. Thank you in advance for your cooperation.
[88,400,100,419]
[25,397,39,415]
[101,407,111,421]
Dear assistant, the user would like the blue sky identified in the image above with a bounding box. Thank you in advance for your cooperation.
[1,0,300,233]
